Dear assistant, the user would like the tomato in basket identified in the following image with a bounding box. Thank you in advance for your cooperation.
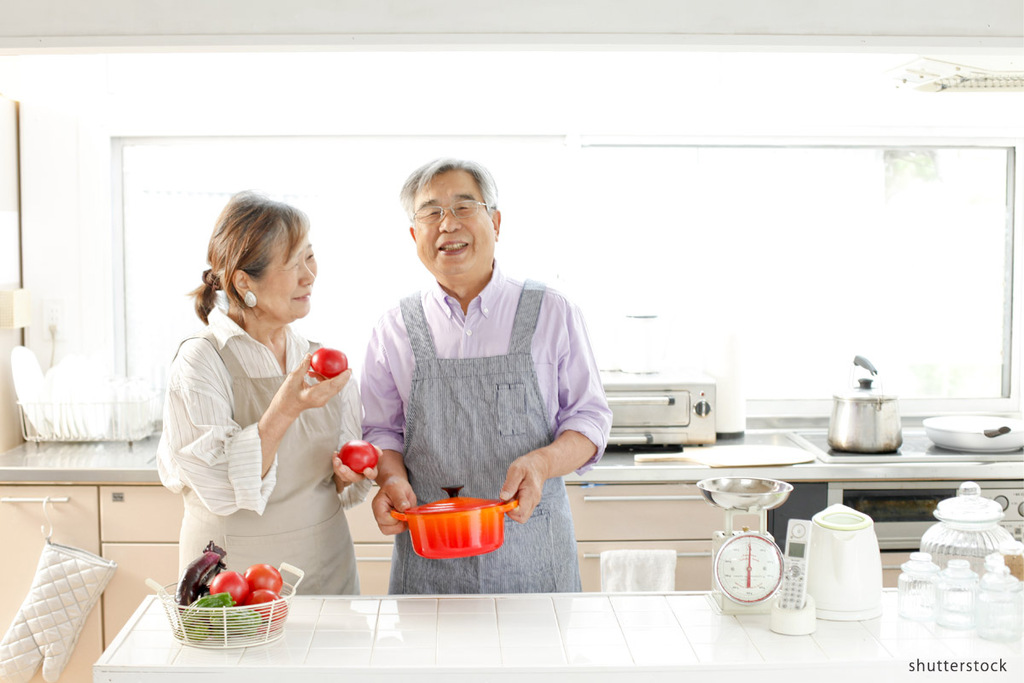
[244,563,283,594]
[208,570,250,606]
[246,588,288,626]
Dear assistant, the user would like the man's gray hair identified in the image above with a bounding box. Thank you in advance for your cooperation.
[400,158,499,221]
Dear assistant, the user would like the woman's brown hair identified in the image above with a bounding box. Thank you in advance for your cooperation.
[190,191,310,324]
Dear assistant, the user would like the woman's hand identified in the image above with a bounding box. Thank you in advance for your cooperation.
[332,444,381,492]
[277,353,351,417]
[257,354,351,476]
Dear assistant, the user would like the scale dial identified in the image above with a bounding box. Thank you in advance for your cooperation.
[714,532,784,604]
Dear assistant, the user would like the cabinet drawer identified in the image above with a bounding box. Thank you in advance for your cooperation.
[354,543,393,596]
[100,485,184,542]
[576,540,713,592]
[569,483,738,541]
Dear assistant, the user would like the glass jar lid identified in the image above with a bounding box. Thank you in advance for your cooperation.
[933,481,1004,526]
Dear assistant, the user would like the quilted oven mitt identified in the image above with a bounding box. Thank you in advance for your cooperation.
[0,541,116,683]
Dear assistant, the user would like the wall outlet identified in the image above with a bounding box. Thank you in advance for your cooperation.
[43,299,64,334]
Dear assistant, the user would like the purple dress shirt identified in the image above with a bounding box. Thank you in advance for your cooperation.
[360,262,612,474]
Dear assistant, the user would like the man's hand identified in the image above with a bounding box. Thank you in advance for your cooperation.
[498,449,552,524]
[371,449,417,535]
[498,430,599,524]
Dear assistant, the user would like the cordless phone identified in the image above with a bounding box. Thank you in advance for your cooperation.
[777,518,811,610]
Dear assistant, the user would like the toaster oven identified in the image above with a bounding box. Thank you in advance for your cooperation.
[601,371,717,446]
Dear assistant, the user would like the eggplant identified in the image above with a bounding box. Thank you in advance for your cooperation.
[175,541,227,606]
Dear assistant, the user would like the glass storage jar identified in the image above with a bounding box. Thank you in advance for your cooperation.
[976,554,1022,642]
[936,559,979,630]
[919,481,1014,574]
[898,552,940,622]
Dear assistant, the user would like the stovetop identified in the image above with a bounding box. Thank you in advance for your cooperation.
[794,429,1024,464]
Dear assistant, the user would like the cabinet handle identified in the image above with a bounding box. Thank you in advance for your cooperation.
[355,557,392,563]
[606,396,675,406]
[583,552,711,559]
[0,496,70,504]
[582,495,702,503]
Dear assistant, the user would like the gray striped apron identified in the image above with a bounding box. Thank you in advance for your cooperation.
[175,330,359,595]
[389,280,581,594]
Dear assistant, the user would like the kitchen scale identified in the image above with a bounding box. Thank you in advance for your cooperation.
[697,477,794,615]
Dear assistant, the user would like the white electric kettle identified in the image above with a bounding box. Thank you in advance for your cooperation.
[806,504,883,621]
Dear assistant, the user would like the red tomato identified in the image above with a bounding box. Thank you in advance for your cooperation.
[244,564,283,594]
[208,570,250,606]
[245,588,288,626]
[310,348,348,378]
[245,588,281,604]
[339,440,379,473]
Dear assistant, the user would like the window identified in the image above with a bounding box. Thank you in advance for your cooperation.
[117,136,1016,418]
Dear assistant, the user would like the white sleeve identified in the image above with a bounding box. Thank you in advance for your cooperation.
[157,338,277,515]
[335,380,373,509]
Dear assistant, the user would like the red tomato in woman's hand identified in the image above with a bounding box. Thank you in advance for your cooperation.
[244,564,284,594]
[310,348,348,378]
[339,440,379,473]
[208,570,250,606]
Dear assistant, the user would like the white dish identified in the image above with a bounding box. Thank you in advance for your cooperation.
[923,416,1024,453]
[10,346,44,403]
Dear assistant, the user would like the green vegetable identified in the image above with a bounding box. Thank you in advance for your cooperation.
[193,592,234,608]
[179,592,235,642]
[226,608,263,635]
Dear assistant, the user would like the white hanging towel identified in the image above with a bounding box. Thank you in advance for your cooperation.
[600,549,677,592]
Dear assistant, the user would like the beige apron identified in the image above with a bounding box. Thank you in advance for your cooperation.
[176,332,359,595]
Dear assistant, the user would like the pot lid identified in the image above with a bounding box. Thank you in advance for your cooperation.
[934,481,1004,525]
[405,496,506,515]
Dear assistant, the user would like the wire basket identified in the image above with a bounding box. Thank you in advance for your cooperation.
[147,563,304,648]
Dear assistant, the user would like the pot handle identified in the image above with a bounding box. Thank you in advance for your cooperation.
[853,355,878,375]
[389,509,408,521]
[498,499,520,514]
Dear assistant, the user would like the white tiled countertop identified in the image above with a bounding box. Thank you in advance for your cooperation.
[94,591,1023,683]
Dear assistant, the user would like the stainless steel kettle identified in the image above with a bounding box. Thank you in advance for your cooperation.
[827,355,902,453]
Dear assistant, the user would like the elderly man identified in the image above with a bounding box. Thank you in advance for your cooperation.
[360,158,612,594]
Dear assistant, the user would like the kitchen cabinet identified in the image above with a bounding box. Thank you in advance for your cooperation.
[98,485,183,647]
[567,482,762,591]
[0,485,103,683]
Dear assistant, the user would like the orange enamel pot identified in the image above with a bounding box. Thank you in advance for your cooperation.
[390,496,519,559]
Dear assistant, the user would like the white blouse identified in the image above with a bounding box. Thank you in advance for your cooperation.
[157,308,370,516]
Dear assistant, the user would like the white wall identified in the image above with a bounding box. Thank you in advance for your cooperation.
[0,0,1020,51]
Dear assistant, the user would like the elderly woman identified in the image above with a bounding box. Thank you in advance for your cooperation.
[157,191,376,595]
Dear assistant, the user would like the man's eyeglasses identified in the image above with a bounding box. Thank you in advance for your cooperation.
[413,200,489,225]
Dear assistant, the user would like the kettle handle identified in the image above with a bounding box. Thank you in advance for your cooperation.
[853,356,878,376]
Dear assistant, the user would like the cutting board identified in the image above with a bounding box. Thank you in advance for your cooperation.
[633,445,816,467]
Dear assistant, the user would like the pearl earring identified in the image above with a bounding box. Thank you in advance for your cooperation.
[243,291,257,308]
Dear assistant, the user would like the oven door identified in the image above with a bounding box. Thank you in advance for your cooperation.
[827,482,960,550]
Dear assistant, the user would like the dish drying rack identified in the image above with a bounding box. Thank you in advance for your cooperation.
[17,393,160,444]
